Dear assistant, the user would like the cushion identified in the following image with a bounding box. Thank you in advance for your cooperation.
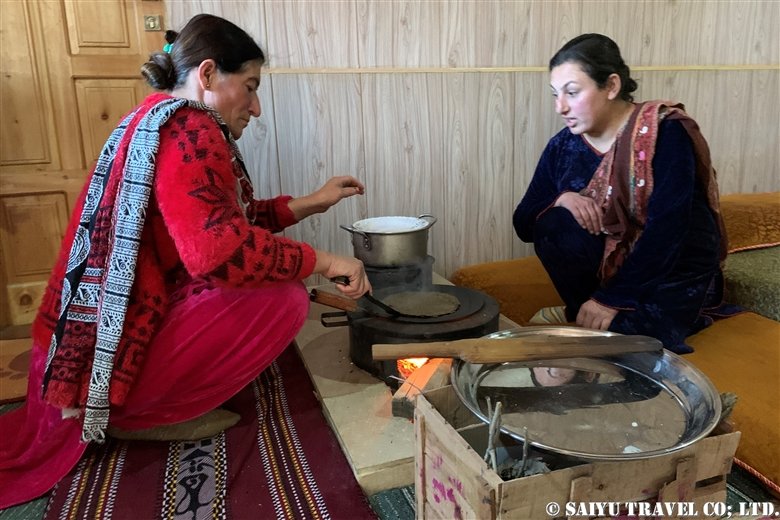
[724,246,780,321]
[685,312,780,487]
[450,257,562,325]
[719,192,780,253]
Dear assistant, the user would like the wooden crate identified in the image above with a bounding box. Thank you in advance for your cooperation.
[414,386,740,520]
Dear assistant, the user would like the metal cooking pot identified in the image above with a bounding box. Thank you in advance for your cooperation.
[340,214,437,267]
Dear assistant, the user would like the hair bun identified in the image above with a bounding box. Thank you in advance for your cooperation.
[141,52,176,91]
[164,30,178,45]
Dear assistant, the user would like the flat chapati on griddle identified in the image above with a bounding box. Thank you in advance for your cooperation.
[381,291,460,317]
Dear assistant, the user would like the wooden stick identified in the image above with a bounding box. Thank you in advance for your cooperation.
[372,334,663,364]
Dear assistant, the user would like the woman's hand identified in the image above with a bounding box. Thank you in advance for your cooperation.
[576,299,618,330]
[313,250,371,298]
[289,176,365,221]
[554,192,604,234]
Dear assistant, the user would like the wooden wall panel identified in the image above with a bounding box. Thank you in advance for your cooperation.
[441,73,515,275]
[271,74,366,259]
[521,0,581,67]
[265,1,358,68]
[74,79,145,163]
[167,1,268,54]
[36,0,84,171]
[739,70,780,192]
[360,73,445,266]
[0,194,67,279]
[237,76,281,199]
[439,1,537,68]
[357,1,441,67]
[440,2,478,68]
[581,0,780,66]
[0,0,54,167]
[511,72,562,259]
[635,70,780,195]
[680,0,778,65]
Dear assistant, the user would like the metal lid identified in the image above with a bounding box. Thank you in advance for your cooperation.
[450,327,722,461]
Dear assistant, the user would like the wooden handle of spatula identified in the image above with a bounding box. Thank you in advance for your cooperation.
[310,289,359,312]
[372,334,663,363]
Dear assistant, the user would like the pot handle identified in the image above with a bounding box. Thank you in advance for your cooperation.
[320,311,349,328]
[417,214,437,229]
[339,224,372,251]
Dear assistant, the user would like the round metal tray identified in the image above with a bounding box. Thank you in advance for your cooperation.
[450,327,721,461]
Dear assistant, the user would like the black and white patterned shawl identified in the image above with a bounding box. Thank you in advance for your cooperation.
[43,97,245,442]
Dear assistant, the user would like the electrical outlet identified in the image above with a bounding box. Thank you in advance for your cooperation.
[144,15,162,32]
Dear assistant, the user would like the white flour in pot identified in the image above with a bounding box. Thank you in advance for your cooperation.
[353,216,428,233]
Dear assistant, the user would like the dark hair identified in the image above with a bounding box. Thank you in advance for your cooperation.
[549,33,638,102]
[141,14,265,91]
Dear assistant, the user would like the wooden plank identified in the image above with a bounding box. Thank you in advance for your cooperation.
[416,396,499,519]
[393,358,452,419]
[416,392,504,490]
[419,385,482,431]
[415,410,427,520]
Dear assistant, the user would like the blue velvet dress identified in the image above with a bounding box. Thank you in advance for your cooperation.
[513,119,724,353]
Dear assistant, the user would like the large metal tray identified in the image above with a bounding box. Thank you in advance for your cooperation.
[450,327,722,461]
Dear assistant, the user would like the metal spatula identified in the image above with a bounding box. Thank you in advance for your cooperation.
[328,276,403,316]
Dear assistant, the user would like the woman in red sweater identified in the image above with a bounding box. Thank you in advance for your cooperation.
[0,13,370,507]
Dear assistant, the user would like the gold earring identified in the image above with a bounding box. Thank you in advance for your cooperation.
[205,82,210,89]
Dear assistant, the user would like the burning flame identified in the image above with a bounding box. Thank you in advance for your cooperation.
[397,357,428,379]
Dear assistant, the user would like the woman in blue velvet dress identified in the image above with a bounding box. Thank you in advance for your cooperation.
[513,34,729,353]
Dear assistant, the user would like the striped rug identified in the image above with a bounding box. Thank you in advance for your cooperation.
[24,345,376,519]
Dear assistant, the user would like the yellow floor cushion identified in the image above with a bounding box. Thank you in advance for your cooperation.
[450,257,562,325]
[719,192,780,253]
[686,312,780,486]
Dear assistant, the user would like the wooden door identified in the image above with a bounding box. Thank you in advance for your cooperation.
[0,0,165,337]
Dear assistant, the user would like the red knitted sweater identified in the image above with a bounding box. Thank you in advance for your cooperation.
[34,93,316,408]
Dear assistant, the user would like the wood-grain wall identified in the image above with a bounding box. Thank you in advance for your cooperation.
[167,1,780,279]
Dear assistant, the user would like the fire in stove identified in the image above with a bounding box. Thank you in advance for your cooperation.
[397,357,429,379]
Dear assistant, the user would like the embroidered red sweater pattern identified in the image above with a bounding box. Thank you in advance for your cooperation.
[151,106,317,287]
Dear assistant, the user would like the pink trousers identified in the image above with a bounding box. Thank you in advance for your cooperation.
[112,280,310,428]
[0,280,310,508]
